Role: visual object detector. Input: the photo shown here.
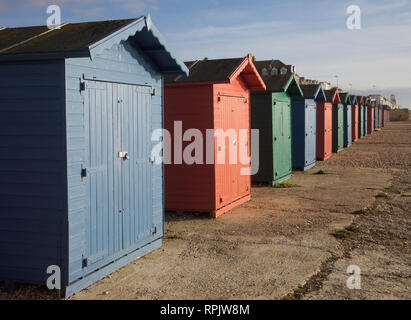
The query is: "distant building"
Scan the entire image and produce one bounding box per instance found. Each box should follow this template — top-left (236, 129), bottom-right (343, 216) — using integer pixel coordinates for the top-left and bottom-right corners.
top-left (253, 58), bottom-right (296, 76)
top-left (390, 94), bottom-right (398, 108)
top-left (368, 94), bottom-right (396, 109)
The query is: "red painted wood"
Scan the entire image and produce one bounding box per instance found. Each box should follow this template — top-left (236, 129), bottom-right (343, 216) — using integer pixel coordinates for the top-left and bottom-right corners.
top-left (316, 102), bottom-right (332, 161)
top-left (352, 105), bottom-right (359, 142)
top-left (164, 57), bottom-right (264, 218)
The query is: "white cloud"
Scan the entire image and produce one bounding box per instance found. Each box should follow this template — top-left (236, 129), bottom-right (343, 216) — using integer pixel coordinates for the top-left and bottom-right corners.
top-left (165, 20), bottom-right (411, 91)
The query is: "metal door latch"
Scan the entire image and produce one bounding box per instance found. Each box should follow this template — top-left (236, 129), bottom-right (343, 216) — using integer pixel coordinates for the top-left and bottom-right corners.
top-left (81, 166), bottom-right (87, 179)
top-left (118, 152), bottom-right (130, 160)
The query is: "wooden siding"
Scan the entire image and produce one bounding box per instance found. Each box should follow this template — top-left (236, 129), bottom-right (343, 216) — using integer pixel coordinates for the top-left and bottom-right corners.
top-left (250, 93), bottom-right (273, 182)
top-left (164, 84), bottom-right (215, 213)
top-left (213, 77), bottom-right (251, 211)
top-left (0, 60), bottom-right (66, 284)
top-left (65, 41), bottom-right (164, 283)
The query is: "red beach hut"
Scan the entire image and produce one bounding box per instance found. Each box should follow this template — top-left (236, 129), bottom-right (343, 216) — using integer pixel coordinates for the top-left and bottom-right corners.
top-left (164, 55), bottom-right (266, 218)
top-left (367, 100), bottom-right (374, 134)
top-left (350, 95), bottom-right (359, 142)
top-left (315, 85), bottom-right (332, 161)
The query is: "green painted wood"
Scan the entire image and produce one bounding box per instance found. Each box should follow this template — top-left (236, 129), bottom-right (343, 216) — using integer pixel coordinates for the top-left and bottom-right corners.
top-left (251, 92), bottom-right (292, 185)
top-left (332, 103), bottom-right (344, 153)
top-left (273, 93), bottom-right (292, 184)
top-left (359, 105), bottom-right (364, 138)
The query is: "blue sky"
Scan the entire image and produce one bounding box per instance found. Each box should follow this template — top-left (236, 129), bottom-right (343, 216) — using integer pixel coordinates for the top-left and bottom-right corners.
top-left (1, 0), bottom-right (410, 106)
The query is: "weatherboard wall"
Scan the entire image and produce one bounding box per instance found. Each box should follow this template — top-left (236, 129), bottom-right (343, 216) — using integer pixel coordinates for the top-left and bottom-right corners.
top-left (352, 105), bottom-right (359, 142)
top-left (251, 91), bottom-right (292, 184)
top-left (0, 60), bottom-right (67, 286)
top-left (332, 103), bottom-right (344, 152)
top-left (316, 102), bottom-right (332, 161)
top-left (65, 40), bottom-right (164, 285)
top-left (291, 98), bottom-right (316, 170)
top-left (343, 104), bottom-right (352, 147)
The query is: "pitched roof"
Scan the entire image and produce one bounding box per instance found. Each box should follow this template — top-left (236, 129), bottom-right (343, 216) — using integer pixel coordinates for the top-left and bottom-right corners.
top-left (0, 19), bottom-right (137, 54)
top-left (253, 59), bottom-right (293, 74)
top-left (300, 83), bottom-right (325, 100)
top-left (356, 96), bottom-right (364, 105)
top-left (0, 17), bottom-right (188, 74)
top-left (165, 57), bottom-right (244, 83)
top-left (259, 74), bottom-right (302, 97)
top-left (165, 55), bottom-right (266, 91)
top-left (350, 95), bottom-right (358, 105)
top-left (339, 92), bottom-right (351, 104)
top-left (324, 87), bottom-right (341, 103)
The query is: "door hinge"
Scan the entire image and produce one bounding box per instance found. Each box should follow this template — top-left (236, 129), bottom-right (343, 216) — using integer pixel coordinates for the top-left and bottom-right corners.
top-left (80, 81), bottom-right (86, 92)
top-left (150, 88), bottom-right (155, 96)
top-left (82, 257), bottom-right (88, 268)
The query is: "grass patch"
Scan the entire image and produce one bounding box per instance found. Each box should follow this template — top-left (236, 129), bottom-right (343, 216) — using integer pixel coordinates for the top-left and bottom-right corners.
top-left (273, 182), bottom-right (301, 189)
top-left (282, 255), bottom-right (339, 300)
top-left (384, 186), bottom-right (400, 194)
top-left (375, 193), bottom-right (389, 199)
top-left (351, 209), bottom-right (369, 216)
top-left (315, 170), bottom-right (326, 175)
top-left (366, 187), bottom-right (378, 190)
top-left (331, 225), bottom-right (360, 240)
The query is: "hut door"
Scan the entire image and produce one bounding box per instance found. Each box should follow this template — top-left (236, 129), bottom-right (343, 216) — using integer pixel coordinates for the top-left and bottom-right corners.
top-left (83, 80), bottom-right (153, 268)
top-left (273, 99), bottom-right (291, 181)
top-left (217, 94), bottom-right (248, 207)
top-left (305, 103), bottom-right (316, 165)
top-left (118, 83), bottom-right (153, 250)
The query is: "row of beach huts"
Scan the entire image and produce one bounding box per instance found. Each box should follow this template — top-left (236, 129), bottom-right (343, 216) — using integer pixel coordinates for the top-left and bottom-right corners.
top-left (0, 17), bottom-right (391, 296)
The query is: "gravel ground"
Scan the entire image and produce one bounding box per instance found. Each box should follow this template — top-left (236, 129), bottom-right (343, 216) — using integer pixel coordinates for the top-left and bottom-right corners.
top-left (0, 120), bottom-right (409, 300)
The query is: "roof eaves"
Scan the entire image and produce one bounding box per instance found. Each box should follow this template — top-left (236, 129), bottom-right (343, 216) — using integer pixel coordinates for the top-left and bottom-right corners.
top-left (88, 17), bottom-right (144, 59)
top-left (229, 55), bottom-right (266, 91)
top-left (88, 16), bottom-right (188, 75)
top-left (285, 74), bottom-right (303, 97)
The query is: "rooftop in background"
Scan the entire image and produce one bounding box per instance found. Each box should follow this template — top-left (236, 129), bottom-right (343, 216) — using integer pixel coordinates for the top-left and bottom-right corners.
top-left (253, 59), bottom-right (296, 76)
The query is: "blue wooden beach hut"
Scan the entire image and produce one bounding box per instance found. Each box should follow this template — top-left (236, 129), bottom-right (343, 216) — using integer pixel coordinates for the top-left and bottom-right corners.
top-left (340, 93), bottom-right (352, 147)
top-left (0, 17), bottom-right (187, 297)
top-left (291, 84), bottom-right (324, 170)
top-left (363, 97), bottom-right (368, 136)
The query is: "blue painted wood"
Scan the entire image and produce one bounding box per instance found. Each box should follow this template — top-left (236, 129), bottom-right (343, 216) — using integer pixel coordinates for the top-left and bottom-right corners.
top-left (64, 238), bottom-right (161, 298)
top-left (343, 105), bottom-right (352, 147)
top-left (65, 39), bottom-right (164, 288)
top-left (0, 59), bottom-right (66, 286)
top-left (291, 98), bottom-right (317, 171)
top-left (0, 23), bottom-right (175, 296)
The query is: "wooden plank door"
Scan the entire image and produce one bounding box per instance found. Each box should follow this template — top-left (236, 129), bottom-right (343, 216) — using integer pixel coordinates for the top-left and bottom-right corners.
top-left (305, 102), bottom-right (316, 166)
top-left (118, 83), bottom-right (153, 250)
